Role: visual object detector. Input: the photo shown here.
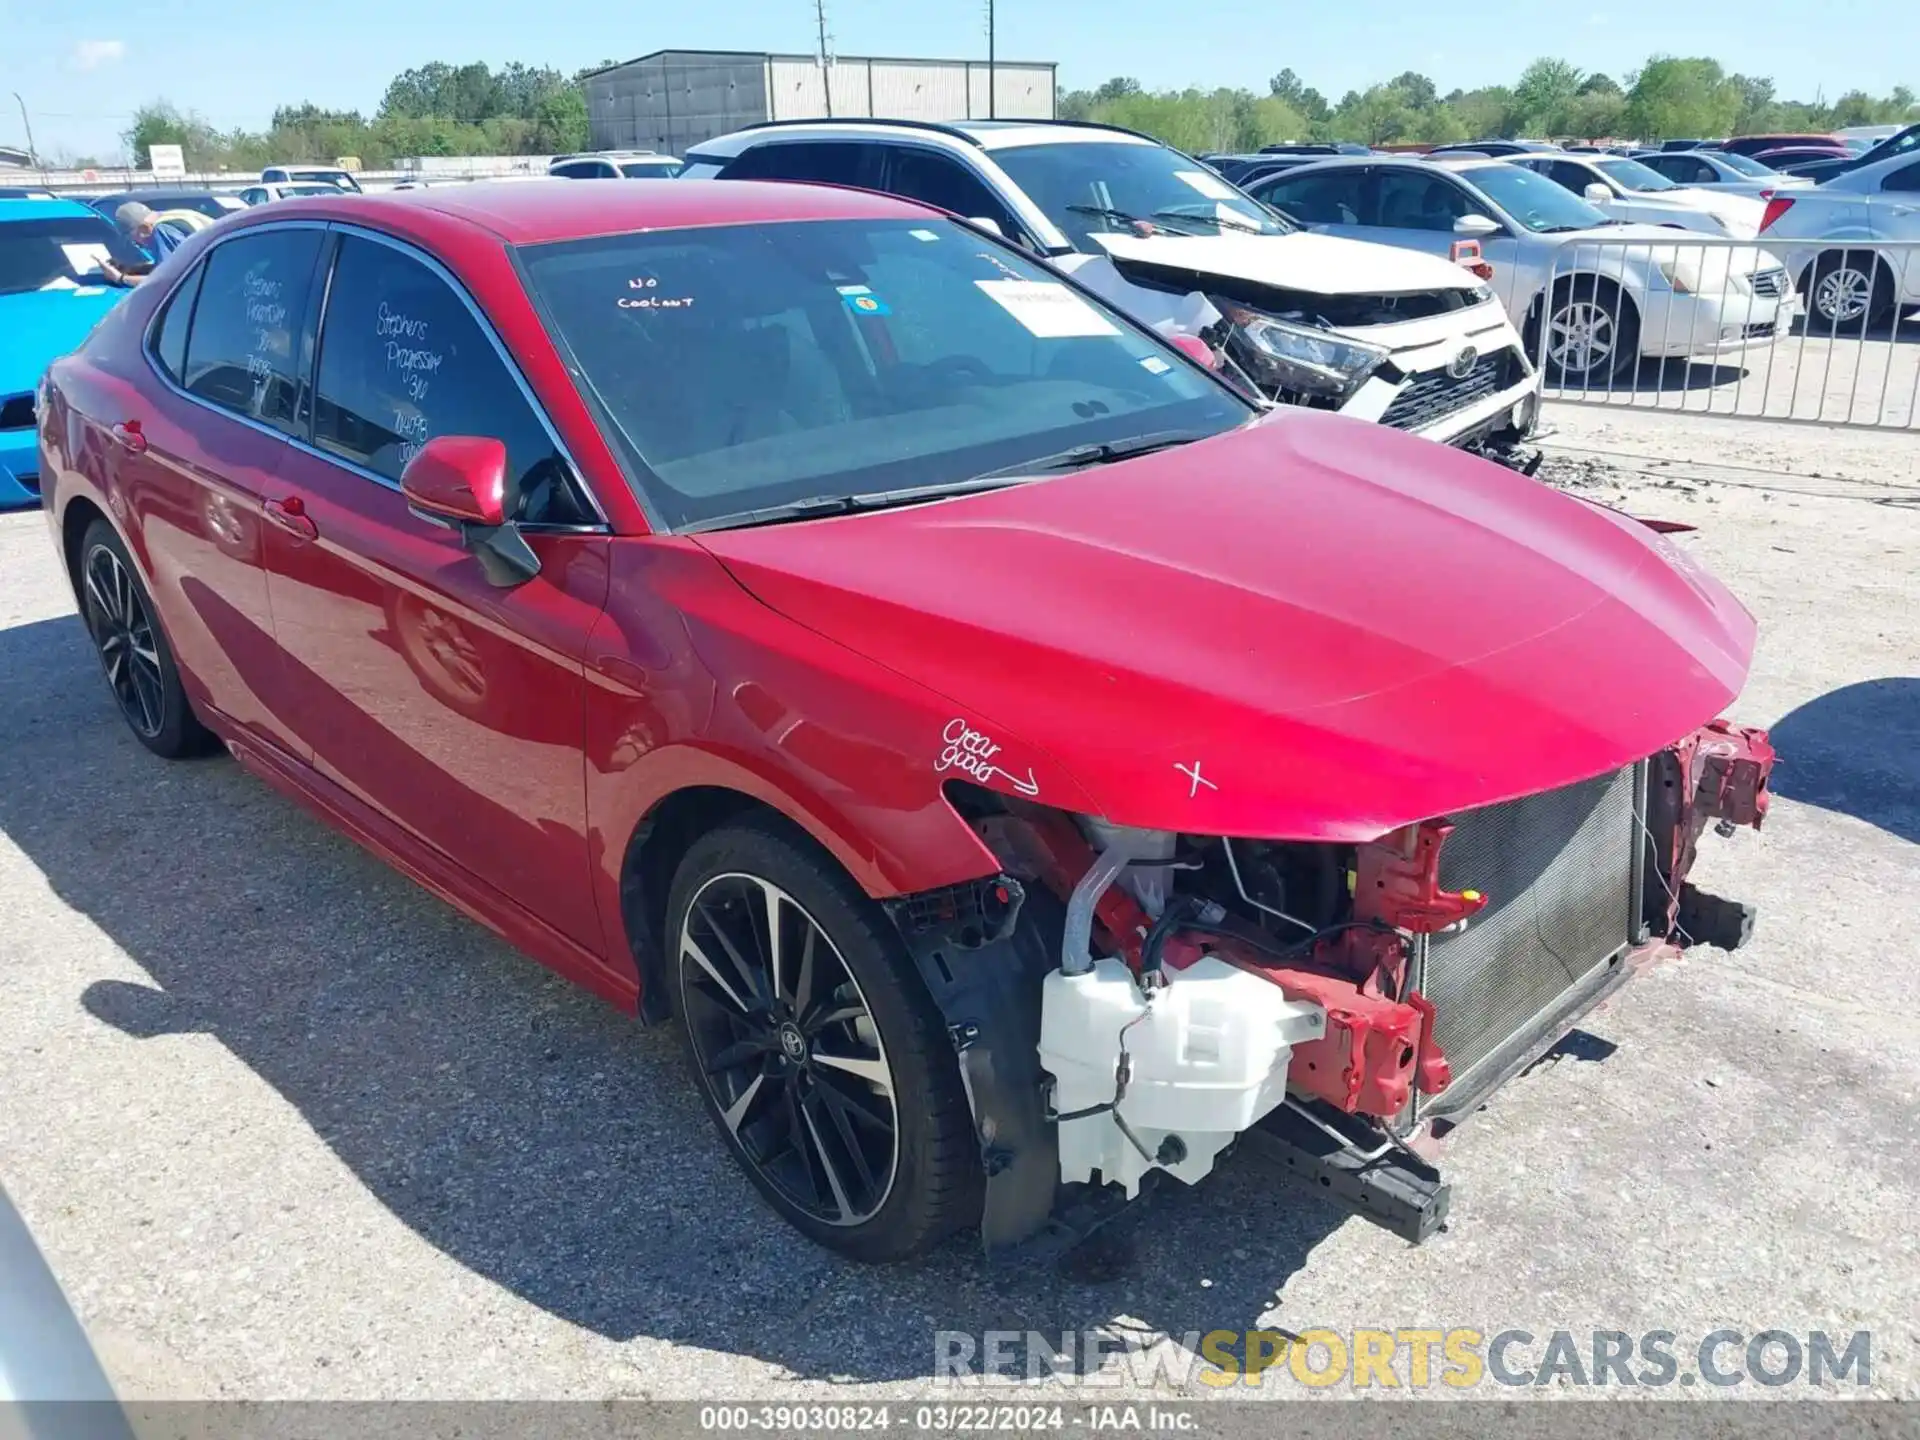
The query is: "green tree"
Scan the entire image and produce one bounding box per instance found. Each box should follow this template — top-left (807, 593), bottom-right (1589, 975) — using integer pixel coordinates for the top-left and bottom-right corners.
top-left (1626, 56), bottom-right (1740, 140)
top-left (1578, 72), bottom-right (1621, 96)
top-left (1512, 58), bottom-right (1584, 134)
top-left (532, 87), bottom-right (589, 153)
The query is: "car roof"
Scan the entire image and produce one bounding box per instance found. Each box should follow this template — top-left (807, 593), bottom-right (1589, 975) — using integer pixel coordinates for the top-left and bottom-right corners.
top-left (265, 178), bottom-right (942, 244)
top-left (698, 119), bottom-right (1158, 157)
top-left (0, 196), bottom-right (103, 223)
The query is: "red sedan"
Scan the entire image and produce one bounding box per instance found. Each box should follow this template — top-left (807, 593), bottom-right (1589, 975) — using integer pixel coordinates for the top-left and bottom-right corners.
top-left (37, 180), bottom-right (1772, 1261)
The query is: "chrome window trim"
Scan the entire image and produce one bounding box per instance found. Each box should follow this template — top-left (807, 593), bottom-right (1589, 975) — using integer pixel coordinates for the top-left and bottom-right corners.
top-left (137, 216), bottom-right (612, 535)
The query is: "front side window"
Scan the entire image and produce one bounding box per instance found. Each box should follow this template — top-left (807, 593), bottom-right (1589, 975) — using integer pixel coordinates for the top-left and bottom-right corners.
top-left (1465, 165), bottom-right (1610, 233)
top-left (990, 141), bottom-right (1291, 248)
top-left (180, 228), bottom-right (324, 433)
top-left (880, 147), bottom-right (1020, 238)
top-left (1372, 170), bottom-right (1480, 230)
top-left (518, 217), bottom-right (1248, 530)
top-left (1258, 170), bottom-right (1365, 226)
top-left (0, 214), bottom-right (146, 295)
top-left (311, 235), bottom-right (587, 524)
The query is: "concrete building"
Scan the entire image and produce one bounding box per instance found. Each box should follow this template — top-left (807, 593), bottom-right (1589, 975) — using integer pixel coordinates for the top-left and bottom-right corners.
top-left (583, 49), bottom-right (1057, 156)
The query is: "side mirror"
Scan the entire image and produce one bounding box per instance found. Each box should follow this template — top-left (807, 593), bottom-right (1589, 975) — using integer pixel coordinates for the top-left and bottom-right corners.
top-left (1583, 182), bottom-right (1613, 204)
top-left (400, 435), bottom-right (540, 588)
top-left (1167, 333), bottom-right (1219, 369)
top-left (1453, 213), bottom-right (1501, 237)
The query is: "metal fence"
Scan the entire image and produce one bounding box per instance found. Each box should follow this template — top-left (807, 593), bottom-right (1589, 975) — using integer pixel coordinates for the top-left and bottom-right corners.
top-left (1531, 235), bottom-right (1920, 430)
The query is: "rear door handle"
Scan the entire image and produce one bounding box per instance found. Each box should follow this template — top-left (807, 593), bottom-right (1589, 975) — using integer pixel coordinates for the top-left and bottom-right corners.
top-left (264, 496), bottom-right (318, 541)
top-left (110, 420), bottom-right (147, 454)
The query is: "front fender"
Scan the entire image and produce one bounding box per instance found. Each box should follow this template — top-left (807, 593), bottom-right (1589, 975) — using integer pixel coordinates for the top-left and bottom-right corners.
top-left (584, 538), bottom-right (1017, 984)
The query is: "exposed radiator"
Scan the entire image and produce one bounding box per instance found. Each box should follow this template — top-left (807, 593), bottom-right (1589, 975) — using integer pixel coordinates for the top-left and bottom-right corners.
top-left (1415, 763), bottom-right (1645, 1116)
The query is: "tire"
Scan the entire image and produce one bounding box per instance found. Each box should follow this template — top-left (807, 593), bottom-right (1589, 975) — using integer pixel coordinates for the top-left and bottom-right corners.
top-left (666, 821), bottom-right (979, 1261)
top-left (1536, 276), bottom-right (1640, 386)
top-left (77, 519), bottom-right (218, 759)
top-left (1805, 251), bottom-right (1893, 330)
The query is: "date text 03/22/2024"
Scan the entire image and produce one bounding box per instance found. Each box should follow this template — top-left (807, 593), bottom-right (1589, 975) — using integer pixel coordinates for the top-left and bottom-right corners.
top-left (698, 1404), bottom-right (1194, 1432)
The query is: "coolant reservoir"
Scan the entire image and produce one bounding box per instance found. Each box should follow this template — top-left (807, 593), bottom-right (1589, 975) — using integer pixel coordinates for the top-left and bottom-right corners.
top-left (1039, 956), bottom-right (1326, 1196)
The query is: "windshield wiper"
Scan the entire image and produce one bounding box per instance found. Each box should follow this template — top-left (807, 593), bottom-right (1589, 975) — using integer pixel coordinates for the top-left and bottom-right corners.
top-left (682, 477), bottom-right (1026, 534)
top-left (1065, 203), bottom-right (1207, 237)
top-left (1151, 206), bottom-right (1265, 235)
top-left (970, 430), bottom-right (1210, 482)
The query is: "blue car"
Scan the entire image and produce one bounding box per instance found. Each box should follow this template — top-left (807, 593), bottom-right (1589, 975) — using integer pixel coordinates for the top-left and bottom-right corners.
top-left (0, 198), bottom-right (143, 506)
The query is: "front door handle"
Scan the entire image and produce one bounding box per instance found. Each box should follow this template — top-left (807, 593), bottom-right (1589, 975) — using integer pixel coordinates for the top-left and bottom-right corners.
top-left (264, 496), bottom-right (318, 541)
top-left (110, 420), bottom-right (147, 454)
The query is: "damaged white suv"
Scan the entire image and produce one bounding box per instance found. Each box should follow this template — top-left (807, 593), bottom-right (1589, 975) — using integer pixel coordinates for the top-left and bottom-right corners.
top-left (683, 119), bottom-right (1544, 464)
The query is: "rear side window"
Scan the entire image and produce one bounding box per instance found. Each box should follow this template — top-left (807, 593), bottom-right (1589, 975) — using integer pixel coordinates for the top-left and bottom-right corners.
top-left (181, 228), bottom-right (325, 434)
top-left (720, 142), bottom-right (880, 188)
top-left (1884, 162), bottom-right (1920, 193)
top-left (310, 235), bottom-right (586, 524)
top-left (150, 262), bottom-right (205, 381)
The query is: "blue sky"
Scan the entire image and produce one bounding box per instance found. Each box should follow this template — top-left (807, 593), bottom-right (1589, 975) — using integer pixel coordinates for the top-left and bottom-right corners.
top-left (3, 0), bottom-right (1911, 160)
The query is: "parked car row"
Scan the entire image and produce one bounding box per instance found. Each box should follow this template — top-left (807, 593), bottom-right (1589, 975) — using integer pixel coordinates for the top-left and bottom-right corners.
top-left (28, 172), bottom-right (1774, 1265)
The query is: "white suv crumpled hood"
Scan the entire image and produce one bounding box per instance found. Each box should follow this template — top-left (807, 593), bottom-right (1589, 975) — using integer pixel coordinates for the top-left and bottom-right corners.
top-left (1089, 229), bottom-right (1482, 298)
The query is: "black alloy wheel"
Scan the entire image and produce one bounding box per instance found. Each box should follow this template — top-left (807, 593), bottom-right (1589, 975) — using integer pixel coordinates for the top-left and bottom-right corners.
top-left (666, 823), bottom-right (979, 1261)
top-left (679, 869), bottom-right (901, 1227)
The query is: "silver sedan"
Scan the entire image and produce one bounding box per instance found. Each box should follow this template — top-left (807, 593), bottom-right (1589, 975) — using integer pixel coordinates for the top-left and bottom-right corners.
top-left (1630, 148), bottom-right (1816, 200)
top-left (1751, 149), bottom-right (1920, 327)
top-left (1248, 156), bottom-right (1791, 385)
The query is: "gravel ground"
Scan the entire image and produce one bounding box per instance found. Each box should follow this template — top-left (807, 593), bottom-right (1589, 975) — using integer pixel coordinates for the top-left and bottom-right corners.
top-left (1, 404), bottom-right (1917, 1403)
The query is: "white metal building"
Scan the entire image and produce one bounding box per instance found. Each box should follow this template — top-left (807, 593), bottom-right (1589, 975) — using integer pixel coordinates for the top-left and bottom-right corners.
top-left (583, 49), bottom-right (1057, 156)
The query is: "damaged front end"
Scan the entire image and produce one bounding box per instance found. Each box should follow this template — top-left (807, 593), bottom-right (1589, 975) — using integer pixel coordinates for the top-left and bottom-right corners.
top-left (889, 720), bottom-right (1774, 1256)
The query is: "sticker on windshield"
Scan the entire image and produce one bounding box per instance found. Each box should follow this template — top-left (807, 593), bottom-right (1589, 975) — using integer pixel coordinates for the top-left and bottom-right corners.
top-left (1175, 169), bottom-right (1239, 201)
top-left (60, 242), bottom-right (112, 276)
top-left (974, 280), bottom-right (1119, 338)
top-left (1139, 355), bottom-right (1173, 375)
top-left (909, 228), bottom-right (941, 242)
top-left (837, 284), bottom-right (890, 316)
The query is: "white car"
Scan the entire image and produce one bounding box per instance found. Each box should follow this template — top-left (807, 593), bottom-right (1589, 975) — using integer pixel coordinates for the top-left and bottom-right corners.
top-left (1755, 150), bottom-right (1920, 327)
top-left (260, 164), bottom-right (362, 193)
top-left (683, 120), bottom-right (1542, 461)
top-left (238, 182), bottom-right (349, 205)
top-left (1629, 149), bottom-right (1814, 201)
top-left (1508, 154), bottom-right (1766, 238)
top-left (1252, 157), bottom-right (1791, 384)
top-left (549, 150), bottom-right (684, 179)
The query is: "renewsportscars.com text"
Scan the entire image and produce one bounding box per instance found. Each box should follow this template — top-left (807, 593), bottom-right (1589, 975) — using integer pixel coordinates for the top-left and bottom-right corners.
top-left (935, 1328), bottom-right (1872, 1390)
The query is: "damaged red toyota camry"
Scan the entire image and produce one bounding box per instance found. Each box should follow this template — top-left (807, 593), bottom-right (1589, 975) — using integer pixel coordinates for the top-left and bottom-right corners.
top-left (37, 180), bottom-right (1774, 1261)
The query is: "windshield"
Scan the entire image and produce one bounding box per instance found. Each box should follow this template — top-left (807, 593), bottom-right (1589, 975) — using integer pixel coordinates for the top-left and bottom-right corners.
top-left (1714, 151), bottom-right (1774, 177)
top-left (1595, 158), bottom-right (1679, 192)
top-left (990, 140), bottom-right (1293, 247)
top-left (1866, 126), bottom-right (1919, 162)
top-left (0, 215), bottom-right (146, 296)
top-left (518, 217), bottom-right (1248, 530)
top-left (1465, 164), bottom-right (1610, 233)
top-left (619, 159), bottom-right (683, 178)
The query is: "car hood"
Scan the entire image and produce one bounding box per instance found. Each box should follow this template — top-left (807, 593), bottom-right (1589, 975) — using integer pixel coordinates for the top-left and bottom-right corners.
top-left (1089, 229), bottom-right (1482, 299)
top-left (0, 286), bottom-right (123, 397)
top-left (696, 411), bottom-right (1757, 841)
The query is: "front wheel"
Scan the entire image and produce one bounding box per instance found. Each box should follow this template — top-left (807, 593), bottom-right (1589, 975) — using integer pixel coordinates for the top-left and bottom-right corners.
top-left (667, 822), bottom-right (980, 1261)
top-left (1536, 278), bottom-right (1640, 386)
top-left (78, 519), bottom-right (216, 758)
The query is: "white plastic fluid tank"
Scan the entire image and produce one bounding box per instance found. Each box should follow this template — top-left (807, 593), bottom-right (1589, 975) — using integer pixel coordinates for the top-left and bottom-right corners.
top-left (1039, 956), bottom-right (1326, 1196)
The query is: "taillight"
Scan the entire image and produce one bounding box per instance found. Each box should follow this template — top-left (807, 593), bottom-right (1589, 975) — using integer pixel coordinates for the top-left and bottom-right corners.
top-left (1760, 195), bottom-right (1795, 232)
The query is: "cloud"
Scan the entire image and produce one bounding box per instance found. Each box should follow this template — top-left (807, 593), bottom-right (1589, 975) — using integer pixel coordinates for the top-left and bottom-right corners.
top-left (72, 39), bottom-right (127, 71)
